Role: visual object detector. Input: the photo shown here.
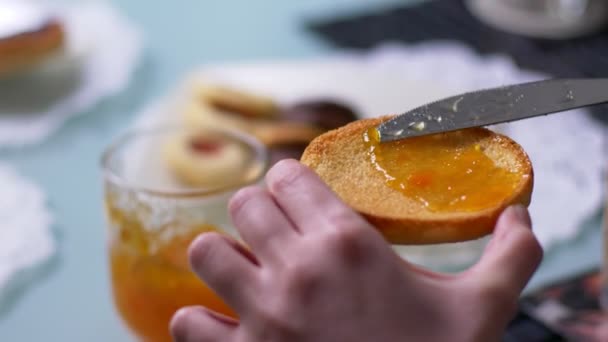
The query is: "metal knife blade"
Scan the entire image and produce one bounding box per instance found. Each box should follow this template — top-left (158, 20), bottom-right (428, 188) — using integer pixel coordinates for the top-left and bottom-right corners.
top-left (377, 78), bottom-right (608, 142)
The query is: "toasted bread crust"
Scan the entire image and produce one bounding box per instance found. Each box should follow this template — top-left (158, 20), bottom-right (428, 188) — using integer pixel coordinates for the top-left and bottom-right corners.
top-left (0, 20), bottom-right (65, 75)
top-left (301, 116), bottom-right (533, 245)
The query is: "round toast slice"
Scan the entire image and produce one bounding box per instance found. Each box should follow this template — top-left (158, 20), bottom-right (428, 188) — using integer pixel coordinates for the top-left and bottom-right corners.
top-left (300, 116), bottom-right (533, 245)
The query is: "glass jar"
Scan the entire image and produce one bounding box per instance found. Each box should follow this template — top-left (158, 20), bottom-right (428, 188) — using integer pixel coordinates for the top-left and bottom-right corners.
top-left (101, 126), bottom-right (267, 341)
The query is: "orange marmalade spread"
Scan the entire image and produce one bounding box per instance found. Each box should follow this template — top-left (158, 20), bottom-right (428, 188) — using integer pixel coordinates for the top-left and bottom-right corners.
top-left (105, 200), bottom-right (235, 342)
top-left (363, 128), bottom-right (523, 213)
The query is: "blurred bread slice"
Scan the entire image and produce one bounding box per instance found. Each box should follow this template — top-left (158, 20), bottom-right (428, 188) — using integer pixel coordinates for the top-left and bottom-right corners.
top-left (301, 117), bottom-right (533, 245)
top-left (0, 6), bottom-right (65, 77)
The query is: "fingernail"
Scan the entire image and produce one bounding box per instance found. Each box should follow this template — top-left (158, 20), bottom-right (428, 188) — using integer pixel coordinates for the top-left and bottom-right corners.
top-left (509, 205), bottom-right (532, 229)
top-left (206, 309), bottom-right (238, 326)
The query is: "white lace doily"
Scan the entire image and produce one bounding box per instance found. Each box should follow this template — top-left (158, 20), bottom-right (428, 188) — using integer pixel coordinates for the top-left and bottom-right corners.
top-left (133, 42), bottom-right (607, 264)
top-left (0, 1), bottom-right (142, 147)
top-left (0, 162), bottom-right (54, 295)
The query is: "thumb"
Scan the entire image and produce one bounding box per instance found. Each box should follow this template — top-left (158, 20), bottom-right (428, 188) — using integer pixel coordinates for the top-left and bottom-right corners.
top-left (470, 205), bottom-right (543, 298)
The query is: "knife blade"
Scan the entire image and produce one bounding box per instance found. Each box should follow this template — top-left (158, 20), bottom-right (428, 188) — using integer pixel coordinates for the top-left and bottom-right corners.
top-left (377, 78), bottom-right (608, 142)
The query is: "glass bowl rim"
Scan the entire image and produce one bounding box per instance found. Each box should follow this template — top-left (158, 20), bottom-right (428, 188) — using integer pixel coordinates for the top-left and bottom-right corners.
top-left (100, 125), bottom-right (269, 198)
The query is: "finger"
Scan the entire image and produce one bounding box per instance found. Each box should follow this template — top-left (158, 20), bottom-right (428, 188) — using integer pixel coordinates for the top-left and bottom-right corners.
top-left (229, 185), bottom-right (299, 264)
top-left (405, 262), bottom-right (456, 281)
top-left (170, 306), bottom-right (236, 342)
top-left (266, 159), bottom-right (368, 234)
top-left (189, 232), bottom-right (259, 313)
top-left (469, 205), bottom-right (543, 305)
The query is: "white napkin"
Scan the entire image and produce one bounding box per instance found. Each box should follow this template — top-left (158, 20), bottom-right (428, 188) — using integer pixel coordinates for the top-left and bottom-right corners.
top-left (0, 1), bottom-right (142, 147)
top-left (499, 111), bottom-right (606, 247)
top-left (0, 162), bottom-right (54, 295)
top-left (133, 42), bottom-right (607, 269)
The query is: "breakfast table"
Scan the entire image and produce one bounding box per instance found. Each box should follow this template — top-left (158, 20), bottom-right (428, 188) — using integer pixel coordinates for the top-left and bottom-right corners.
top-left (0, 0), bottom-right (604, 341)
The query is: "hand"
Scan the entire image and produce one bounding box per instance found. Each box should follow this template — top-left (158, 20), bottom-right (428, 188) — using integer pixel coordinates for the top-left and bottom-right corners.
top-left (170, 159), bottom-right (543, 342)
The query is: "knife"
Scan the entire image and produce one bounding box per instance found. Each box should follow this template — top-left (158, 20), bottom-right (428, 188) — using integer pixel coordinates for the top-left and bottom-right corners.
top-left (377, 78), bottom-right (608, 142)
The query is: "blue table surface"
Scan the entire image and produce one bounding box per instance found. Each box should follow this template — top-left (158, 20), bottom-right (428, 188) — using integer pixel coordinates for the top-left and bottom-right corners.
top-left (0, 1), bottom-right (603, 340)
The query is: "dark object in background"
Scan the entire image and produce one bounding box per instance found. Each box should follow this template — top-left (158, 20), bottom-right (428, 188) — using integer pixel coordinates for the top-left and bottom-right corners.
top-left (269, 100), bottom-right (359, 166)
top-left (307, 0), bottom-right (608, 125)
top-left (519, 269), bottom-right (608, 342)
top-left (503, 310), bottom-right (567, 342)
top-left (282, 100), bottom-right (359, 130)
